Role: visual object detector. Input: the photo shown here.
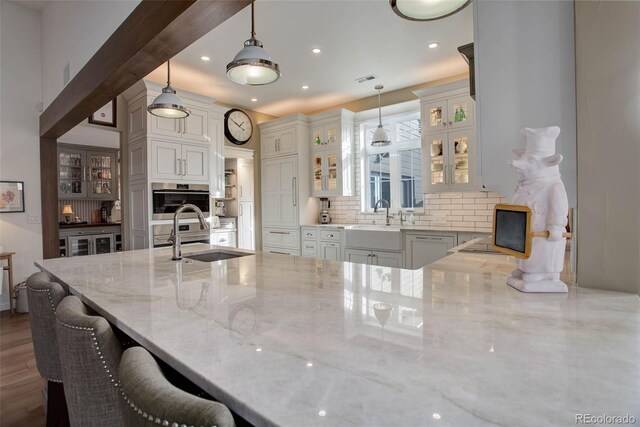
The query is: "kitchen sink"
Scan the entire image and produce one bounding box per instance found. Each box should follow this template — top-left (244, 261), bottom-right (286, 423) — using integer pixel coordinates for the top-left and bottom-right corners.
top-left (185, 250), bottom-right (251, 263)
top-left (345, 227), bottom-right (403, 251)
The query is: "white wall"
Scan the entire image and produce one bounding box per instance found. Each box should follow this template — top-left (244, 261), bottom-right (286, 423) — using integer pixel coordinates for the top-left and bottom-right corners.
top-left (0, 1), bottom-right (43, 310)
top-left (40, 0), bottom-right (139, 109)
top-left (575, 0), bottom-right (640, 295)
top-left (474, 0), bottom-right (577, 207)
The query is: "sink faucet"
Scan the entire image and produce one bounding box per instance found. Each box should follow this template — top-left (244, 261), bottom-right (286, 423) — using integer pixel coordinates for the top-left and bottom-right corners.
top-left (169, 204), bottom-right (209, 261)
top-left (373, 199), bottom-right (392, 226)
top-left (398, 210), bottom-right (404, 226)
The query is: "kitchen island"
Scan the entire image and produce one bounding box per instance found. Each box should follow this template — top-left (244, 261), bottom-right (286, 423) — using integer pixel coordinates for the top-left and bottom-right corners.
top-left (36, 245), bottom-right (639, 426)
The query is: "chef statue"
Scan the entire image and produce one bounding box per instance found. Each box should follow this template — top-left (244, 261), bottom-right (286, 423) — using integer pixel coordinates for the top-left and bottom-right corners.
top-left (506, 126), bottom-right (569, 293)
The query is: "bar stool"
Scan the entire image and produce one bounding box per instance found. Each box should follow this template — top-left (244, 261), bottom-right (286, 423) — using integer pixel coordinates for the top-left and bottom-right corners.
top-left (26, 271), bottom-right (69, 427)
top-left (118, 346), bottom-right (235, 427)
top-left (55, 295), bottom-right (125, 426)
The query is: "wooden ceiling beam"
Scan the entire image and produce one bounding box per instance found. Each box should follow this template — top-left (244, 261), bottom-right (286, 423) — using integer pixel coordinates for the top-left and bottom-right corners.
top-left (40, 0), bottom-right (252, 139)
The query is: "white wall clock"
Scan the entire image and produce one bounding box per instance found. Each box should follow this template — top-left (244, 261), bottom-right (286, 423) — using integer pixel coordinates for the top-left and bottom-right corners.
top-left (224, 108), bottom-right (253, 145)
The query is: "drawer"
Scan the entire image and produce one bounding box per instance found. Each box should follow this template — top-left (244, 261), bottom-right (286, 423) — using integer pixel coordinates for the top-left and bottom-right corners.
top-left (302, 239), bottom-right (318, 257)
top-left (263, 228), bottom-right (300, 249)
top-left (319, 229), bottom-right (341, 242)
top-left (264, 246), bottom-right (300, 256)
top-left (301, 228), bottom-right (318, 239)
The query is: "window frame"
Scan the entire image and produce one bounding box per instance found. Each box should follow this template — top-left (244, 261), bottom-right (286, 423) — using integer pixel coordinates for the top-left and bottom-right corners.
top-left (359, 111), bottom-right (424, 213)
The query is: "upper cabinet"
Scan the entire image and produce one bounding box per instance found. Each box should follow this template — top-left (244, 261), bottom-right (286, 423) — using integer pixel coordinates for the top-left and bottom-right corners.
top-left (58, 144), bottom-right (118, 200)
top-left (149, 105), bottom-right (209, 143)
top-left (261, 126), bottom-right (297, 158)
top-left (415, 81), bottom-right (478, 193)
top-left (309, 109), bottom-right (355, 197)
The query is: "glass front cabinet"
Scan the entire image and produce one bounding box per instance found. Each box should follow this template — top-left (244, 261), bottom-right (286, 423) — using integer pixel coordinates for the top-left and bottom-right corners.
top-left (417, 82), bottom-right (477, 192)
top-left (58, 144), bottom-right (118, 200)
top-left (309, 109), bottom-right (355, 197)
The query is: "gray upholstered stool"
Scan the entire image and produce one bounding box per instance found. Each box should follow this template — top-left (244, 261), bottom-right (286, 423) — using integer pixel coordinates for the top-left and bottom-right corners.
top-left (118, 346), bottom-right (235, 427)
top-left (26, 271), bottom-right (69, 427)
top-left (55, 295), bottom-right (125, 427)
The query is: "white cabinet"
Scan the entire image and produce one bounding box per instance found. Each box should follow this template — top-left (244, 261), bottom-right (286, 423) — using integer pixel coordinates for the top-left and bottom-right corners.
top-left (344, 248), bottom-right (404, 268)
top-left (150, 105), bottom-right (209, 143)
top-left (237, 158), bottom-right (254, 202)
top-left (320, 241), bottom-right (341, 261)
top-left (300, 227), bottom-right (343, 260)
top-left (262, 156), bottom-right (298, 228)
top-left (238, 201), bottom-right (254, 250)
top-left (415, 81), bottom-right (478, 193)
top-left (261, 126), bottom-right (296, 158)
top-left (209, 118), bottom-right (225, 198)
top-left (309, 109), bottom-right (355, 197)
top-left (405, 233), bottom-right (456, 269)
top-left (150, 140), bottom-right (208, 182)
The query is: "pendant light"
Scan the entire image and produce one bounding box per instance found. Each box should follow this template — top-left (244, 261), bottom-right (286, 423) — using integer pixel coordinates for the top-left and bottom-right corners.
top-left (147, 60), bottom-right (190, 118)
top-left (226, 3), bottom-right (280, 86)
top-left (390, 0), bottom-right (471, 22)
top-left (371, 85), bottom-right (391, 147)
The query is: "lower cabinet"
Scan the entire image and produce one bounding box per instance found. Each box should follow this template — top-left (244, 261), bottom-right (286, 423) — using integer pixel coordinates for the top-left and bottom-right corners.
top-left (300, 227), bottom-right (343, 260)
top-left (320, 241), bottom-right (341, 261)
top-left (344, 248), bottom-right (404, 268)
top-left (405, 234), bottom-right (456, 269)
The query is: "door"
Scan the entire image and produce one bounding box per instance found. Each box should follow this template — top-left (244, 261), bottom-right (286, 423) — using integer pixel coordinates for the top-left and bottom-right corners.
top-left (345, 248), bottom-right (371, 265)
top-left (448, 130), bottom-right (474, 189)
top-left (150, 114), bottom-right (181, 139)
top-left (422, 133), bottom-right (449, 192)
top-left (325, 150), bottom-right (339, 194)
top-left (276, 127), bottom-right (297, 155)
top-left (181, 106), bottom-right (208, 143)
top-left (86, 151), bottom-right (117, 200)
top-left (58, 148), bottom-right (86, 198)
top-left (312, 126), bottom-right (324, 147)
top-left (371, 251), bottom-right (404, 268)
top-left (151, 140), bottom-right (181, 180)
top-left (92, 234), bottom-right (115, 255)
top-left (238, 201), bottom-right (254, 250)
top-left (323, 122), bottom-right (339, 147)
top-left (423, 100), bottom-right (448, 134)
top-left (278, 156), bottom-right (298, 226)
top-left (261, 131), bottom-right (278, 158)
top-left (262, 156), bottom-right (298, 228)
top-left (311, 153), bottom-right (324, 196)
top-left (182, 144), bottom-right (209, 182)
top-left (261, 157), bottom-right (282, 227)
top-left (320, 242), bottom-right (341, 261)
top-left (406, 234), bottom-right (455, 269)
top-left (237, 159), bottom-right (254, 202)
top-left (447, 95), bottom-right (475, 129)
top-left (68, 236), bottom-right (92, 257)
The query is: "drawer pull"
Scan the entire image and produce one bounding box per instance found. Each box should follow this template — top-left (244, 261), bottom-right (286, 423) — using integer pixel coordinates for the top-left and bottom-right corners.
top-left (270, 251), bottom-right (289, 255)
top-left (416, 236), bottom-right (443, 241)
top-left (327, 234), bottom-right (334, 237)
top-left (306, 233), bottom-right (313, 236)
top-left (270, 231), bottom-right (290, 235)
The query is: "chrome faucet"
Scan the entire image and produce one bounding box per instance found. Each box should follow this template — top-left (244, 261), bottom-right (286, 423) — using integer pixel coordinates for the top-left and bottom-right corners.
top-left (398, 210), bottom-right (404, 226)
top-left (169, 204), bottom-right (209, 261)
top-left (373, 199), bottom-right (392, 226)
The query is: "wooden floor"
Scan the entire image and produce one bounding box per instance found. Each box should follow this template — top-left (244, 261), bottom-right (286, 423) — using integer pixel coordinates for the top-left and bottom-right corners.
top-left (0, 311), bottom-right (45, 426)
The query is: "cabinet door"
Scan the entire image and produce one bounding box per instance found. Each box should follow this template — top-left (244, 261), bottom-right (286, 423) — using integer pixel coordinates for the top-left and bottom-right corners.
top-left (261, 157), bottom-right (282, 227)
top-left (422, 133), bottom-right (450, 192)
top-left (68, 236), bottom-right (92, 257)
top-left (92, 234), bottom-right (114, 254)
top-left (302, 239), bottom-right (318, 258)
top-left (277, 127), bottom-right (297, 155)
top-left (447, 95), bottom-right (475, 130)
top-left (449, 131), bottom-right (474, 189)
top-left (238, 201), bottom-right (254, 250)
top-left (58, 148), bottom-right (86, 198)
top-left (423, 100), bottom-right (448, 134)
top-left (311, 126), bottom-right (324, 148)
top-left (320, 242), bottom-right (341, 261)
top-left (311, 153), bottom-right (324, 196)
top-left (345, 248), bottom-right (371, 265)
top-left (406, 234), bottom-right (455, 269)
top-left (209, 118), bottom-right (225, 198)
top-left (325, 150), bottom-right (339, 194)
top-left (371, 251), bottom-right (403, 268)
top-left (150, 115), bottom-right (180, 139)
top-left (237, 159), bottom-right (254, 201)
top-left (182, 106), bottom-right (209, 143)
top-left (278, 156), bottom-right (298, 226)
top-left (182, 144), bottom-right (209, 182)
top-left (151, 140), bottom-right (181, 181)
top-left (86, 151), bottom-right (117, 200)
top-left (324, 122), bottom-right (339, 147)
top-left (261, 131), bottom-right (279, 158)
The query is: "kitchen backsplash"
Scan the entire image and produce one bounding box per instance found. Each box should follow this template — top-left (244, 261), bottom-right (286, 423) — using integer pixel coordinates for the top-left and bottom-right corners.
top-left (58, 200), bottom-right (108, 223)
top-left (327, 191), bottom-right (507, 230)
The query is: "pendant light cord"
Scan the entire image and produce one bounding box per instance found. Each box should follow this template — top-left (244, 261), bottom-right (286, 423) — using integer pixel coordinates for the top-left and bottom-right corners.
top-left (251, 2), bottom-right (256, 41)
top-left (167, 60), bottom-right (171, 86)
top-left (378, 89), bottom-right (382, 126)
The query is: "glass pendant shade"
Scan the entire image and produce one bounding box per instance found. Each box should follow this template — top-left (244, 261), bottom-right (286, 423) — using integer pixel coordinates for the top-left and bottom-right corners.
top-left (390, 0), bottom-right (471, 21)
top-left (148, 60), bottom-right (190, 119)
top-left (227, 3), bottom-right (280, 86)
top-left (371, 85), bottom-right (391, 147)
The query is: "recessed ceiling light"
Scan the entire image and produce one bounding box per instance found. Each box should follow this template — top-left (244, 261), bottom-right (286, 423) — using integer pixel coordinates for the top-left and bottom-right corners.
top-left (301, 85), bottom-right (309, 90)
top-left (200, 55), bottom-right (211, 61)
top-left (318, 410), bottom-right (327, 417)
top-left (311, 48), bottom-right (322, 54)
top-left (433, 413), bottom-right (441, 420)
top-left (251, 98), bottom-right (258, 102)
top-left (428, 42), bottom-right (439, 49)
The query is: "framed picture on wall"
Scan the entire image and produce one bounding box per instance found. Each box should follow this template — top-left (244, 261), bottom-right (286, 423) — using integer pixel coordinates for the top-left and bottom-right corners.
top-left (88, 99), bottom-right (117, 127)
top-left (0, 181), bottom-right (25, 213)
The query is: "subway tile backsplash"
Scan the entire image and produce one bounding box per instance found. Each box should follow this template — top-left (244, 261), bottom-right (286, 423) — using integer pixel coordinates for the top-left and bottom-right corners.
top-left (327, 191), bottom-right (508, 231)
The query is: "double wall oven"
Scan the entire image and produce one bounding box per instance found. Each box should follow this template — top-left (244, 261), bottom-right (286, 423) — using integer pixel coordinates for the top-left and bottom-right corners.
top-left (151, 183), bottom-right (211, 248)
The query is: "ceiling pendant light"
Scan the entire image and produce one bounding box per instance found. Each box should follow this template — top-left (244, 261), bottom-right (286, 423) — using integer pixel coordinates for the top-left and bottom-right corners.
top-left (226, 3), bottom-right (280, 86)
top-left (390, 0), bottom-right (471, 22)
top-left (371, 85), bottom-right (391, 147)
top-left (147, 60), bottom-right (190, 118)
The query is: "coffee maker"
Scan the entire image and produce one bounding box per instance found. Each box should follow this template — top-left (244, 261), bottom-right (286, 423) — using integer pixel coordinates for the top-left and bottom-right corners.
top-left (214, 200), bottom-right (226, 217)
top-left (319, 198), bottom-right (331, 224)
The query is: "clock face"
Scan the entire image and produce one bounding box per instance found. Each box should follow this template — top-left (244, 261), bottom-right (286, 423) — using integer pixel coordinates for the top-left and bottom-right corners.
top-left (224, 109), bottom-right (253, 145)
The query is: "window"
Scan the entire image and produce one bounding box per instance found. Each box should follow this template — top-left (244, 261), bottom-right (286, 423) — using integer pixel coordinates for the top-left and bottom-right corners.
top-left (361, 112), bottom-right (423, 211)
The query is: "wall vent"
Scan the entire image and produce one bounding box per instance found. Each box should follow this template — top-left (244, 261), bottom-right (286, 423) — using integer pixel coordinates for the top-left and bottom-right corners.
top-left (355, 74), bottom-right (377, 83)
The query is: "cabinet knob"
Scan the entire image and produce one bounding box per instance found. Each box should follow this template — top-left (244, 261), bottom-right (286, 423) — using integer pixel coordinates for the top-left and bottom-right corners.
top-left (442, 123), bottom-right (447, 127)
top-left (448, 121), bottom-right (453, 125)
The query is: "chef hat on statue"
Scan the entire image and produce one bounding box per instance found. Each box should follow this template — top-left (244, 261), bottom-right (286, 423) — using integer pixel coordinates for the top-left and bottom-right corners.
top-left (519, 126), bottom-right (561, 157)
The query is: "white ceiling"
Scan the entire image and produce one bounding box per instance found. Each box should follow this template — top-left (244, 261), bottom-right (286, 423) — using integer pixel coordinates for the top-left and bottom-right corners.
top-left (11, 0), bottom-right (49, 12)
top-left (145, 0), bottom-right (473, 117)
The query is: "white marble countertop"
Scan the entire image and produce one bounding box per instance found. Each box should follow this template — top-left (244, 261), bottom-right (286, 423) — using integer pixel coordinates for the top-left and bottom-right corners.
top-left (36, 245), bottom-right (639, 426)
top-left (303, 223), bottom-right (492, 233)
